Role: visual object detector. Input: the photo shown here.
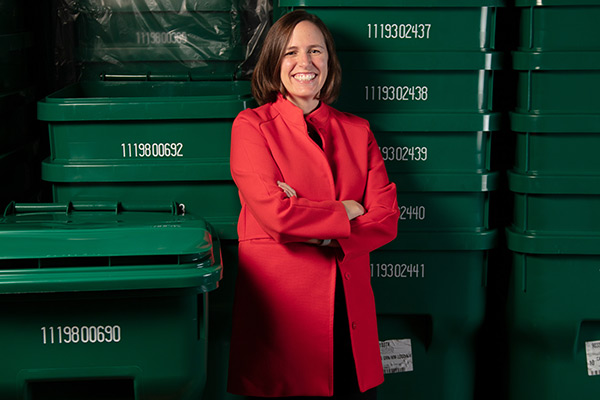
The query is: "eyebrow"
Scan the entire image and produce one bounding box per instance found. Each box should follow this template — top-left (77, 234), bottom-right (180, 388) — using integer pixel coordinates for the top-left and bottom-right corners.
top-left (285, 44), bottom-right (326, 50)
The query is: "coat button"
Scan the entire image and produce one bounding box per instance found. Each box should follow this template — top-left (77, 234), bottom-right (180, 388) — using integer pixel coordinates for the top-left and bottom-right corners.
top-left (352, 321), bottom-right (357, 330)
top-left (344, 272), bottom-right (351, 280)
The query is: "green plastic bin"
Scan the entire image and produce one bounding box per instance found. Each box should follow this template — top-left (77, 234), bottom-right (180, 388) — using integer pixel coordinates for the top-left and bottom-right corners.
top-left (277, 0), bottom-right (505, 52)
top-left (372, 229), bottom-right (496, 400)
top-left (37, 80), bottom-right (254, 240)
top-left (73, 0), bottom-right (244, 79)
top-left (508, 170), bottom-right (600, 235)
top-left (506, 228), bottom-right (600, 400)
top-left (0, 202), bottom-right (222, 400)
top-left (513, 51), bottom-right (600, 114)
top-left (334, 51), bottom-right (502, 114)
top-left (516, 0), bottom-right (600, 52)
top-left (367, 113), bottom-right (500, 175)
top-left (511, 112), bottom-right (600, 176)
top-left (390, 171), bottom-right (498, 231)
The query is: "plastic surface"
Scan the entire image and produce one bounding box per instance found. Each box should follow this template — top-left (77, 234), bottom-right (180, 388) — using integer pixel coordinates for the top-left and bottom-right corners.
top-left (510, 113), bottom-right (600, 177)
top-left (334, 51), bottom-right (502, 114)
top-left (368, 113), bottom-right (500, 175)
top-left (277, 6), bottom-right (501, 51)
top-left (517, 4), bottom-right (600, 51)
top-left (371, 230), bottom-right (493, 400)
top-left (513, 51), bottom-right (600, 114)
top-left (389, 172), bottom-right (497, 232)
top-left (0, 202), bottom-right (222, 400)
top-left (507, 246), bottom-right (600, 400)
top-left (57, 0), bottom-right (272, 79)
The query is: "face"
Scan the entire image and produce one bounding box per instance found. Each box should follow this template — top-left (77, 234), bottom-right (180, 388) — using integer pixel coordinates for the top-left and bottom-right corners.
top-left (280, 20), bottom-right (328, 114)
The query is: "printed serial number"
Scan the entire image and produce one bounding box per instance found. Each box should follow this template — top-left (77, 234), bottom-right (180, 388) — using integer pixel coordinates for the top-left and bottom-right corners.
top-left (371, 263), bottom-right (426, 278)
top-left (136, 31), bottom-right (188, 45)
top-left (380, 146), bottom-right (428, 162)
top-left (41, 325), bottom-right (121, 345)
top-left (121, 143), bottom-right (184, 158)
top-left (367, 23), bottom-right (431, 40)
top-left (399, 205), bottom-right (426, 220)
top-left (365, 86), bottom-right (428, 102)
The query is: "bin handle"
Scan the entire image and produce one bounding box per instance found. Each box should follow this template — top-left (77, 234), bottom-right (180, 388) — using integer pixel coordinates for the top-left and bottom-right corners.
top-left (4, 201), bottom-right (184, 216)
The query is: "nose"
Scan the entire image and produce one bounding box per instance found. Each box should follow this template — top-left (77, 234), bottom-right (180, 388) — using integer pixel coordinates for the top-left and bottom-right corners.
top-left (298, 51), bottom-right (311, 67)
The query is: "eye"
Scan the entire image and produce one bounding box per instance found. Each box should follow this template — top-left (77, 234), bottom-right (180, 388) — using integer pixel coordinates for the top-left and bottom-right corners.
top-left (310, 49), bottom-right (322, 54)
top-left (284, 50), bottom-right (296, 56)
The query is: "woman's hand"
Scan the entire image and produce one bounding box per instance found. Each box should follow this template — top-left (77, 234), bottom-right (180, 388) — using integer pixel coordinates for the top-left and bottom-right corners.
top-left (342, 200), bottom-right (365, 221)
top-left (277, 181), bottom-right (297, 198)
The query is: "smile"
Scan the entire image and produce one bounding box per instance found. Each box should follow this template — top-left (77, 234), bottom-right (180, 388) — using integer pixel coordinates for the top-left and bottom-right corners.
top-left (293, 73), bottom-right (317, 82)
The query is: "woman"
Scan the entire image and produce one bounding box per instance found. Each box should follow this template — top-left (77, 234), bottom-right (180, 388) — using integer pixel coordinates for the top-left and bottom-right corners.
top-left (228, 10), bottom-right (399, 399)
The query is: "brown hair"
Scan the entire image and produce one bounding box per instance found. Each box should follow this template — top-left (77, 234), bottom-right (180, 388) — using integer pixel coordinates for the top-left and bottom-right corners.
top-left (251, 10), bottom-right (342, 106)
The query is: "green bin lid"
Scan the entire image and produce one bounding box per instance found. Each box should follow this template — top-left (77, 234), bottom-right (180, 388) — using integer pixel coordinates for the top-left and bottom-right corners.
top-left (383, 229), bottom-right (498, 251)
top-left (37, 80), bottom-right (254, 122)
top-left (363, 112), bottom-right (502, 132)
top-left (392, 171), bottom-right (498, 192)
top-left (506, 226), bottom-right (600, 254)
top-left (339, 51), bottom-right (503, 71)
top-left (512, 50), bottom-right (600, 70)
top-left (280, 0), bottom-right (506, 7)
top-left (0, 202), bottom-right (222, 294)
top-left (507, 170), bottom-right (600, 194)
top-left (515, 0), bottom-right (600, 5)
top-left (510, 112), bottom-right (600, 133)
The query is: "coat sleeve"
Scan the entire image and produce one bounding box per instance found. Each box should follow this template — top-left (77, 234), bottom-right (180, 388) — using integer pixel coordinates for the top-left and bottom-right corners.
top-left (336, 127), bottom-right (400, 262)
top-left (230, 110), bottom-right (351, 243)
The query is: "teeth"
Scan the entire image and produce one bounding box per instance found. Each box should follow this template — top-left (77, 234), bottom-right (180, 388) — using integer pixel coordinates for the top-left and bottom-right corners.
top-left (294, 73), bottom-right (316, 82)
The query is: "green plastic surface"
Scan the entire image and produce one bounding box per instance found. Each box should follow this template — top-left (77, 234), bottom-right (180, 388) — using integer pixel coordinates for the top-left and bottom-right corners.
top-left (513, 52), bottom-right (600, 114)
top-left (335, 51), bottom-right (501, 114)
top-left (280, 0), bottom-right (506, 6)
top-left (372, 238), bottom-right (489, 400)
top-left (511, 114), bottom-right (600, 177)
top-left (277, 6), bottom-right (500, 51)
top-left (384, 171), bottom-right (496, 232)
top-left (38, 80), bottom-right (253, 121)
top-left (507, 249), bottom-right (600, 399)
top-left (517, 4), bottom-right (600, 51)
top-left (369, 113), bottom-right (499, 175)
top-left (0, 202), bottom-right (222, 293)
top-left (1, 289), bottom-right (211, 400)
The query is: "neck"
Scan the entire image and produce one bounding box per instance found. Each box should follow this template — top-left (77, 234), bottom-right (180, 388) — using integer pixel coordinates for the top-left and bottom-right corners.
top-left (286, 95), bottom-right (320, 115)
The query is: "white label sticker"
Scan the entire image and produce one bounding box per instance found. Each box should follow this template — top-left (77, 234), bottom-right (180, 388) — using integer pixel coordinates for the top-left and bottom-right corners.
top-left (380, 339), bottom-right (413, 374)
top-left (585, 340), bottom-right (600, 376)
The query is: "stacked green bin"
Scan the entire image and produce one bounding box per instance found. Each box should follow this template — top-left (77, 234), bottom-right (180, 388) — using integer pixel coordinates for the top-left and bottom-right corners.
top-left (275, 2), bottom-right (504, 399)
top-left (39, 80), bottom-right (254, 240)
top-left (0, 201), bottom-right (222, 400)
top-left (507, 1), bottom-right (600, 398)
top-left (70, 0), bottom-right (245, 80)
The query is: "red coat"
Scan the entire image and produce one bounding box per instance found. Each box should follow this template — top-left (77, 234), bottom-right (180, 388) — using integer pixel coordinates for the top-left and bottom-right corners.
top-left (227, 94), bottom-right (399, 397)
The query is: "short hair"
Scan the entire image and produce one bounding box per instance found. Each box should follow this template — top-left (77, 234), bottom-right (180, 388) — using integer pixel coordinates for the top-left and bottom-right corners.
top-left (251, 10), bottom-right (342, 106)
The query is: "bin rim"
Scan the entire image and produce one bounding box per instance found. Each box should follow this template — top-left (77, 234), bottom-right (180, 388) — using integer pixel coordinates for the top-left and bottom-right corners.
top-left (382, 228), bottom-right (498, 251)
top-left (37, 80), bottom-right (254, 121)
top-left (338, 51), bottom-right (504, 71)
top-left (279, 0), bottom-right (507, 7)
top-left (512, 50), bottom-right (600, 70)
top-left (41, 158), bottom-right (233, 182)
top-left (507, 170), bottom-right (600, 194)
top-left (360, 112), bottom-right (502, 132)
top-left (510, 112), bottom-right (600, 133)
top-left (392, 171), bottom-right (499, 192)
top-left (506, 226), bottom-right (600, 254)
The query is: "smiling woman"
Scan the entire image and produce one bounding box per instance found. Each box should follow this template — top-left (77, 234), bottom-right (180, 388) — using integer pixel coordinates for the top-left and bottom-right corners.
top-left (227, 10), bottom-right (399, 400)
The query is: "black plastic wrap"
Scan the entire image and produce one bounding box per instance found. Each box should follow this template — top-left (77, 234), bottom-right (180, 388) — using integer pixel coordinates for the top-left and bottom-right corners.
top-left (54, 0), bottom-right (271, 81)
